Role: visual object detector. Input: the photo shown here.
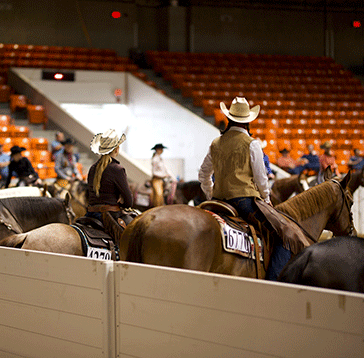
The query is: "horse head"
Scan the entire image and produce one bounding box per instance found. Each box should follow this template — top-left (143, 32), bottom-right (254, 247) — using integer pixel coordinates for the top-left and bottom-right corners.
top-left (325, 171), bottom-right (356, 237)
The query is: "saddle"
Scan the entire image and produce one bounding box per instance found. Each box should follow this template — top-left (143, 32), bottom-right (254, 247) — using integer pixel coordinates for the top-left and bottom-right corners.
top-left (72, 217), bottom-right (119, 261)
top-left (198, 200), bottom-right (264, 279)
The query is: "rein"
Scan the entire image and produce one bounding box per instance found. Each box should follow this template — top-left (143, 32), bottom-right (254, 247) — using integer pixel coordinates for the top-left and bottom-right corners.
top-left (0, 201), bottom-right (23, 234)
top-left (327, 179), bottom-right (355, 236)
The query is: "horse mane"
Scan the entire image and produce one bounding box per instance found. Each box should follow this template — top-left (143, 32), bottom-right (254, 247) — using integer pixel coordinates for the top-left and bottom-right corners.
top-left (0, 196), bottom-right (65, 219)
top-left (276, 181), bottom-right (336, 221)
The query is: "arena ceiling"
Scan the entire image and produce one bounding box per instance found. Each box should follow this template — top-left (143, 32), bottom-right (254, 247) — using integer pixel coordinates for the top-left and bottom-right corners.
top-left (98, 0), bottom-right (364, 12)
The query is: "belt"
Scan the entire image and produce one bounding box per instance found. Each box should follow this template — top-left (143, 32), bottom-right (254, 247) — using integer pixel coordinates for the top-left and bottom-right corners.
top-left (87, 205), bottom-right (121, 213)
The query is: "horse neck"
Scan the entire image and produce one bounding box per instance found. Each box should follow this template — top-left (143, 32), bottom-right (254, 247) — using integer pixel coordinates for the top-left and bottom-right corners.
top-left (276, 183), bottom-right (340, 240)
top-left (348, 172), bottom-right (360, 194)
top-left (274, 177), bottom-right (299, 201)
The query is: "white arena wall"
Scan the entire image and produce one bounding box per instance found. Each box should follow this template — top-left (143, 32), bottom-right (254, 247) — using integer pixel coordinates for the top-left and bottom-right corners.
top-left (8, 68), bottom-right (220, 182)
top-left (0, 247), bottom-right (363, 358)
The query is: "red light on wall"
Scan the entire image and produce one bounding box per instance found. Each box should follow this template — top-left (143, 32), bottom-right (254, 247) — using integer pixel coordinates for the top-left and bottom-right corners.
top-left (112, 11), bottom-right (121, 19)
top-left (353, 20), bottom-right (361, 28)
top-left (54, 73), bottom-right (64, 80)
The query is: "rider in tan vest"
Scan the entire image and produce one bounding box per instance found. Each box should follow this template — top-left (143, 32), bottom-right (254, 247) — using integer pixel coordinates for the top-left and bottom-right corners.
top-left (199, 97), bottom-right (297, 280)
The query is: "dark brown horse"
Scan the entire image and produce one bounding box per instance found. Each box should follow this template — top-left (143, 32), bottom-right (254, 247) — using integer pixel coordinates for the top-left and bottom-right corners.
top-left (0, 195), bottom-right (74, 240)
top-left (174, 180), bottom-right (206, 206)
top-left (0, 175), bottom-right (354, 280)
top-left (270, 172), bottom-right (308, 206)
top-left (278, 236), bottom-right (364, 293)
top-left (47, 180), bottom-right (89, 219)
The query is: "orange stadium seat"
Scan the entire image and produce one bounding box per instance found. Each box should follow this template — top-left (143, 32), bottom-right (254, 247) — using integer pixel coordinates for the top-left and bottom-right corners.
top-left (9, 94), bottom-right (27, 112)
top-left (0, 137), bottom-right (12, 152)
top-left (27, 105), bottom-right (47, 127)
top-left (12, 137), bottom-right (31, 151)
top-left (0, 115), bottom-right (11, 126)
top-left (33, 150), bottom-right (51, 163)
top-left (31, 137), bottom-right (49, 151)
top-left (0, 85), bottom-right (11, 102)
top-left (11, 125), bottom-right (30, 137)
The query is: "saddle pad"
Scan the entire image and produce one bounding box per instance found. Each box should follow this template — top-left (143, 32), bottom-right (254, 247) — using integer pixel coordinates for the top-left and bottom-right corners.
top-left (205, 210), bottom-right (263, 261)
top-left (72, 224), bottom-right (113, 261)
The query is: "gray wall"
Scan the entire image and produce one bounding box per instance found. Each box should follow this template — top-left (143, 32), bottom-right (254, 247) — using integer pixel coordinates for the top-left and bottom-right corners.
top-left (0, 1), bottom-right (363, 69)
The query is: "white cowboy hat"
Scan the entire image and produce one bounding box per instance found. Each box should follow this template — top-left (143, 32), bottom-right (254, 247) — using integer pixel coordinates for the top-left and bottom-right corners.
top-left (220, 97), bottom-right (260, 123)
top-left (90, 129), bottom-right (126, 155)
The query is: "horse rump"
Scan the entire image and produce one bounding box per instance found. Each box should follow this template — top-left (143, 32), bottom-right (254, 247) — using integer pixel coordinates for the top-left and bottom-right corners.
top-left (278, 236), bottom-right (364, 293)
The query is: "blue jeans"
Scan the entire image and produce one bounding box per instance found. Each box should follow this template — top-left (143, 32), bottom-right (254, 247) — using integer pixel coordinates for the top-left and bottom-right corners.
top-left (226, 196), bottom-right (291, 281)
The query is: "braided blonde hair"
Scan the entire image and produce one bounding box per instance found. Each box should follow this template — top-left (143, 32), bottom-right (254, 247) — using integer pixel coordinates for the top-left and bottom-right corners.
top-left (93, 154), bottom-right (112, 196)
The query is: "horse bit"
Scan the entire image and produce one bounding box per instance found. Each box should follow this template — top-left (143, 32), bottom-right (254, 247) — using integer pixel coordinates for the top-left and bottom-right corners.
top-left (329, 179), bottom-right (355, 236)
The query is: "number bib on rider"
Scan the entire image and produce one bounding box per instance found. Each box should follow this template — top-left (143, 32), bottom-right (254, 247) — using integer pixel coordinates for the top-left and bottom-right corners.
top-left (87, 246), bottom-right (112, 260)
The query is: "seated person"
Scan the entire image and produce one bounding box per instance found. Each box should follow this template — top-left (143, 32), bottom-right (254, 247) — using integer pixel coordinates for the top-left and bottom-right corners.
top-left (54, 138), bottom-right (83, 189)
top-left (276, 148), bottom-right (296, 174)
top-left (5, 146), bottom-right (41, 188)
top-left (318, 141), bottom-right (340, 183)
top-left (51, 131), bottom-right (65, 161)
top-left (347, 148), bottom-right (364, 171)
top-left (291, 144), bottom-right (320, 175)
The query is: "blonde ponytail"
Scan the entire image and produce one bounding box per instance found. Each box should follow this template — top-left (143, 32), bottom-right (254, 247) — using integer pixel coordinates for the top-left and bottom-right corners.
top-left (93, 154), bottom-right (112, 196)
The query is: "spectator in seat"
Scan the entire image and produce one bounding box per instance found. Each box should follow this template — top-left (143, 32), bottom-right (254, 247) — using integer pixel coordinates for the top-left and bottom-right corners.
top-left (0, 143), bottom-right (10, 187)
top-left (291, 144), bottom-right (320, 175)
top-left (318, 141), bottom-right (340, 183)
top-left (277, 148), bottom-right (296, 174)
top-left (347, 148), bottom-right (364, 171)
top-left (54, 138), bottom-right (83, 190)
top-left (5, 146), bottom-right (41, 188)
top-left (51, 131), bottom-right (65, 161)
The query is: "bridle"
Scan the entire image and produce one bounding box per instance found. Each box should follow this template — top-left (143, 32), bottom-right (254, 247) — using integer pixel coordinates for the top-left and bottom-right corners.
top-left (327, 179), bottom-right (355, 236)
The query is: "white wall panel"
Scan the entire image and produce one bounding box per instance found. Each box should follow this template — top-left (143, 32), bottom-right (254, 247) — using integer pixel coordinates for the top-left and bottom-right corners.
top-left (115, 262), bottom-right (364, 358)
top-left (0, 247), bottom-right (115, 358)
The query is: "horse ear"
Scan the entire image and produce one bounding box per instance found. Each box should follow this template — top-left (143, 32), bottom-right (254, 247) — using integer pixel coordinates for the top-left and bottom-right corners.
top-left (64, 192), bottom-right (71, 206)
top-left (42, 183), bottom-right (48, 197)
top-left (340, 169), bottom-right (352, 189)
top-left (323, 165), bottom-right (333, 181)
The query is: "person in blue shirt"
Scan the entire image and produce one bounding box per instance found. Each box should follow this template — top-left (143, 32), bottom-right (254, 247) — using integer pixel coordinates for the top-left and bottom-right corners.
top-left (347, 149), bottom-right (364, 171)
top-left (292, 144), bottom-right (320, 175)
top-left (0, 143), bottom-right (10, 187)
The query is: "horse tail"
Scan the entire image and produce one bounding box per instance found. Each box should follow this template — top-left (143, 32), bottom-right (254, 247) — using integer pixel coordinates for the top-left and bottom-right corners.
top-left (0, 233), bottom-right (27, 248)
top-left (277, 248), bottom-right (313, 283)
top-left (125, 213), bottom-right (153, 263)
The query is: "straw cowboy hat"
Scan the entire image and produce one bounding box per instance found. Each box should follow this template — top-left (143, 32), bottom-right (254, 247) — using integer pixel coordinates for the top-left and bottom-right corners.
top-left (220, 97), bottom-right (260, 123)
top-left (90, 129), bottom-right (126, 155)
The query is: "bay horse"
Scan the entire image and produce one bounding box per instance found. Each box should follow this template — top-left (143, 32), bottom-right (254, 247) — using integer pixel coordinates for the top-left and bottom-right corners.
top-left (278, 236), bottom-right (364, 293)
top-left (270, 172), bottom-right (308, 206)
top-left (0, 195), bottom-right (74, 241)
top-left (47, 180), bottom-right (89, 219)
top-left (0, 174), bottom-right (354, 280)
top-left (174, 180), bottom-right (206, 206)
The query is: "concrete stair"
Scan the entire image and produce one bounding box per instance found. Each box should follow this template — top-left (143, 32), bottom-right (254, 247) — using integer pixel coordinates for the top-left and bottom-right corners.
top-left (0, 102), bottom-right (94, 176)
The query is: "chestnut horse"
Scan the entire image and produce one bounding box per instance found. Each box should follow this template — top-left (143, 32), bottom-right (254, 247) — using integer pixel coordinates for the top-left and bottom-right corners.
top-left (0, 174), bottom-right (355, 280)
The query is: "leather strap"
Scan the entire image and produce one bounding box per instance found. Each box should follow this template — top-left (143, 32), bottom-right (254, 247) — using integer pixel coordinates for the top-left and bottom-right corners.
top-left (249, 224), bottom-right (262, 279)
top-left (87, 205), bottom-right (121, 213)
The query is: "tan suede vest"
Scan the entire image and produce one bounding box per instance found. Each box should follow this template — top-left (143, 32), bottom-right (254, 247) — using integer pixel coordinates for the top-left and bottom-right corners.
top-left (210, 130), bottom-right (260, 200)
